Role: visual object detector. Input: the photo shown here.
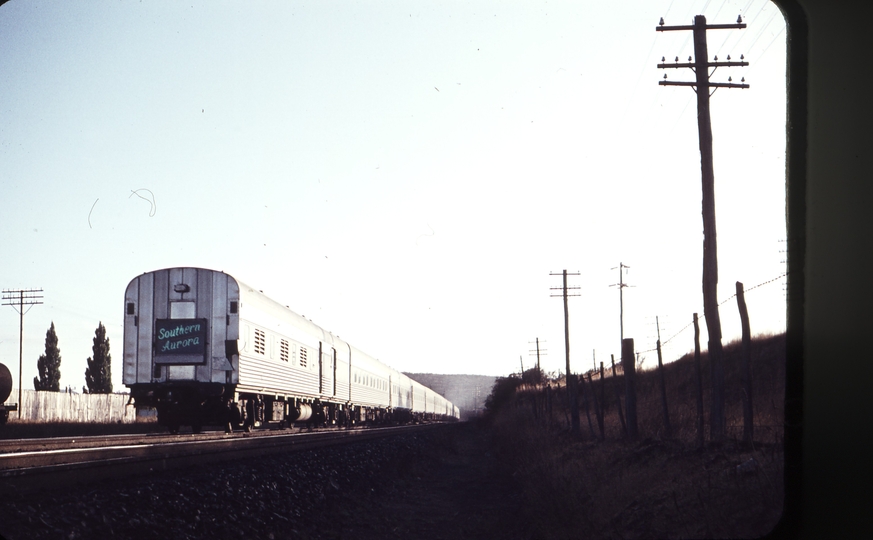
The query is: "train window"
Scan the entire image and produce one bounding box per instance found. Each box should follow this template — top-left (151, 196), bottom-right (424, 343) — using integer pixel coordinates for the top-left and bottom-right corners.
top-left (230, 301), bottom-right (238, 314)
top-left (127, 302), bottom-right (135, 315)
top-left (280, 340), bottom-right (289, 362)
top-left (254, 329), bottom-right (266, 355)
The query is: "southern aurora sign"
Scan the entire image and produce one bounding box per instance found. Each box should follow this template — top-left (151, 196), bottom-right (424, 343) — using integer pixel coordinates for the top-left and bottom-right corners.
top-left (154, 318), bottom-right (208, 364)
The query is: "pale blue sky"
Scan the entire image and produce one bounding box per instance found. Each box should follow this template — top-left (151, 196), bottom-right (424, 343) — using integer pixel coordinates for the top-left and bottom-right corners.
top-left (0, 0), bottom-right (787, 392)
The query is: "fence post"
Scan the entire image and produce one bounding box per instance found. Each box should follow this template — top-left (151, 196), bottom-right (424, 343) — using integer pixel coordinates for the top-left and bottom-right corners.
top-left (546, 383), bottom-right (553, 425)
top-left (656, 337), bottom-right (672, 438)
top-left (621, 338), bottom-right (638, 441)
top-left (611, 355), bottom-right (627, 438)
top-left (693, 313), bottom-right (705, 448)
top-left (580, 374), bottom-right (597, 440)
top-left (736, 282), bottom-right (754, 444)
top-left (589, 372), bottom-right (604, 441)
top-left (600, 362), bottom-right (606, 440)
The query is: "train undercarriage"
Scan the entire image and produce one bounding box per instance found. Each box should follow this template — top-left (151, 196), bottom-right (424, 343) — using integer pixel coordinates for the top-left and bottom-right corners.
top-left (129, 383), bottom-right (434, 434)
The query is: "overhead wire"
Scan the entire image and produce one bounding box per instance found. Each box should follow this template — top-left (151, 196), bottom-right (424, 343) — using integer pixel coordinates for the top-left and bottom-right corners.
top-left (637, 271), bottom-right (788, 354)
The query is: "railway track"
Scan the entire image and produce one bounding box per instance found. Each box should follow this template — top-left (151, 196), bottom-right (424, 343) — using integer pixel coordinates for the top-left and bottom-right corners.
top-left (0, 423), bottom-right (446, 494)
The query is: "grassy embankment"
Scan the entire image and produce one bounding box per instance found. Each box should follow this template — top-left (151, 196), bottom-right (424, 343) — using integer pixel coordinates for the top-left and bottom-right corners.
top-left (486, 333), bottom-right (786, 539)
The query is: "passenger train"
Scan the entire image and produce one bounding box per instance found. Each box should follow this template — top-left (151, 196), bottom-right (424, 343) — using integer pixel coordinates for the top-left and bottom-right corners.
top-left (123, 267), bottom-right (458, 433)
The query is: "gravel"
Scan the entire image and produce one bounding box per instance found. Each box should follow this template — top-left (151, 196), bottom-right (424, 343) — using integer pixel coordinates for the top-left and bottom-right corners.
top-left (0, 423), bottom-right (525, 540)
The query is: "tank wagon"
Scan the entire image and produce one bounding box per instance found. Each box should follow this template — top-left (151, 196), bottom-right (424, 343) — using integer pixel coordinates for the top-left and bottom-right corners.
top-left (0, 362), bottom-right (18, 424)
top-left (123, 267), bottom-right (458, 433)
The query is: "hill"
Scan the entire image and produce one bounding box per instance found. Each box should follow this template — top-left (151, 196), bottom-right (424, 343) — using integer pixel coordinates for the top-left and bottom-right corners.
top-left (403, 373), bottom-right (497, 419)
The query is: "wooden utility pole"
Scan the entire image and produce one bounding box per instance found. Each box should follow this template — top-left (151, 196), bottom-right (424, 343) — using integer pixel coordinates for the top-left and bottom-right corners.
top-left (529, 338), bottom-right (546, 373)
top-left (656, 15), bottom-right (748, 441)
top-left (2, 288), bottom-right (44, 418)
top-left (736, 282), bottom-right (754, 443)
top-left (551, 270), bottom-right (581, 436)
top-left (655, 316), bottom-right (672, 438)
top-left (610, 263), bottom-right (631, 342)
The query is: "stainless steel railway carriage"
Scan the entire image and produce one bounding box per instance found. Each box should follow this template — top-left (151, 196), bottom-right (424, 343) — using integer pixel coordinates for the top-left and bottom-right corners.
top-left (123, 267), bottom-right (458, 433)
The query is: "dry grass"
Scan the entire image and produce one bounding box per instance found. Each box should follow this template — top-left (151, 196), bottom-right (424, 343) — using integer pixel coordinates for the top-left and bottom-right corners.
top-left (487, 334), bottom-right (786, 539)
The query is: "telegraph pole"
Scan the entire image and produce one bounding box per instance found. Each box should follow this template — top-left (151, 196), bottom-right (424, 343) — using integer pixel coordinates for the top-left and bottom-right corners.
top-left (610, 263), bottom-right (631, 342)
top-left (551, 270), bottom-right (580, 435)
top-left (2, 288), bottom-right (44, 418)
top-left (529, 338), bottom-right (546, 372)
top-left (656, 14), bottom-right (748, 442)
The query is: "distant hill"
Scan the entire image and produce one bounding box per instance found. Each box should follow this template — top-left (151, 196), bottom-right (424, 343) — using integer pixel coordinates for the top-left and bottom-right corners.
top-left (404, 373), bottom-right (497, 418)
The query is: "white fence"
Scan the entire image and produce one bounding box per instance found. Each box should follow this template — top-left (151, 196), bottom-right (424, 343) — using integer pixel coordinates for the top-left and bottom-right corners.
top-left (4, 389), bottom-right (137, 423)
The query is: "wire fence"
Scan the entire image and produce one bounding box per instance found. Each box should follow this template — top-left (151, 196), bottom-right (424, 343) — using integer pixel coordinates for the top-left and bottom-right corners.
top-left (641, 271), bottom-right (787, 354)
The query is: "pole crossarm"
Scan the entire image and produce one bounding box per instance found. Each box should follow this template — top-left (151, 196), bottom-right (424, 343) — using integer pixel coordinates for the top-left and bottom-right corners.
top-left (2, 288), bottom-right (44, 305)
top-left (550, 290), bottom-right (580, 297)
top-left (658, 61), bottom-right (749, 69)
top-left (656, 23), bottom-right (746, 31)
top-left (656, 16), bottom-right (749, 92)
top-left (660, 81), bottom-right (750, 89)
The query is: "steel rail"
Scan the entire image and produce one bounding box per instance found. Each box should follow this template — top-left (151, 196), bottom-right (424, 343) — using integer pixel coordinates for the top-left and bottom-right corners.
top-left (0, 423), bottom-right (448, 494)
top-left (0, 429), bottom-right (257, 454)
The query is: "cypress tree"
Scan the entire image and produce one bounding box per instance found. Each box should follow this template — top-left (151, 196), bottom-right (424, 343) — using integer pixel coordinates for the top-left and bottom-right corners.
top-left (33, 322), bottom-right (62, 391)
top-left (85, 322), bottom-right (112, 394)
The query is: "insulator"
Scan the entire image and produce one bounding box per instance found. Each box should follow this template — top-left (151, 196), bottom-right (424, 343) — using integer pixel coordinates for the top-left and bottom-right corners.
top-left (688, 56), bottom-right (692, 62)
top-left (728, 76), bottom-right (733, 82)
top-left (741, 77), bottom-right (745, 83)
top-left (727, 55), bottom-right (731, 61)
top-left (675, 56), bottom-right (679, 62)
top-left (659, 17), bottom-right (665, 26)
top-left (737, 15), bottom-right (743, 24)
top-left (741, 54), bottom-right (745, 60)
top-left (714, 55), bottom-right (718, 61)
top-left (661, 56), bottom-right (665, 62)
top-left (663, 74), bottom-right (667, 79)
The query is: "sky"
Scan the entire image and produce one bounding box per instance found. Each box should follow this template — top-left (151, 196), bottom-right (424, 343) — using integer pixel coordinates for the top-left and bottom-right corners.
top-left (0, 0), bottom-right (787, 394)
